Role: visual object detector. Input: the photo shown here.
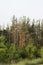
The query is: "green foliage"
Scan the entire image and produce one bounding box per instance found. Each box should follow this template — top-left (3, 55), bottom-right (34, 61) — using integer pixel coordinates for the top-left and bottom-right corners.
top-left (25, 44), bottom-right (36, 58)
top-left (33, 48), bottom-right (41, 58)
top-left (0, 43), bottom-right (43, 63)
top-left (0, 42), bottom-right (6, 48)
top-left (0, 48), bottom-right (6, 62)
top-left (18, 47), bottom-right (27, 59)
top-left (0, 44), bottom-right (17, 63)
top-left (25, 44), bottom-right (41, 59)
top-left (3, 44), bottom-right (17, 63)
top-left (0, 35), bottom-right (5, 43)
top-left (40, 47), bottom-right (43, 58)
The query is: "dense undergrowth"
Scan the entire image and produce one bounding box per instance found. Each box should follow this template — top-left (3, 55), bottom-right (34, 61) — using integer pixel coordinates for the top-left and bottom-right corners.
top-left (0, 43), bottom-right (43, 63)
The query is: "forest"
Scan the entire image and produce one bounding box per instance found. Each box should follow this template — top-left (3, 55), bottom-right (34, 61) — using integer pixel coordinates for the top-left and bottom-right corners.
top-left (0, 15), bottom-right (43, 64)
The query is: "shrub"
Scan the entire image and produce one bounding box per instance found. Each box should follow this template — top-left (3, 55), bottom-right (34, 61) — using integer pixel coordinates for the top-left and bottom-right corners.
top-left (40, 47), bottom-right (43, 58)
top-left (25, 44), bottom-right (41, 59)
top-left (33, 48), bottom-right (41, 58)
top-left (4, 44), bottom-right (17, 63)
top-left (0, 48), bottom-right (6, 62)
top-left (18, 47), bottom-right (27, 59)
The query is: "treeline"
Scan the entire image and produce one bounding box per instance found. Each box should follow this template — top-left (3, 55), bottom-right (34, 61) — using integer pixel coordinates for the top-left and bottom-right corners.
top-left (0, 15), bottom-right (43, 63)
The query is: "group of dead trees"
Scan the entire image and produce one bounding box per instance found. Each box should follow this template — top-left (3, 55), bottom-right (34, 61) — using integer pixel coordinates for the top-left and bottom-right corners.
top-left (0, 15), bottom-right (43, 48)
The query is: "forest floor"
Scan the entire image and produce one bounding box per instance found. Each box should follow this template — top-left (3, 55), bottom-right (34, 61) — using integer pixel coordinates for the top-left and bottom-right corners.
top-left (14, 58), bottom-right (43, 65)
top-left (0, 58), bottom-right (43, 65)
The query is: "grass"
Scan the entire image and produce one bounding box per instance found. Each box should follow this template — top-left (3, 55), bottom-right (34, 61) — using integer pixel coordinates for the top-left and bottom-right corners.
top-left (0, 58), bottom-right (43, 65)
top-left (14, 58), bottom-right (43, 65)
